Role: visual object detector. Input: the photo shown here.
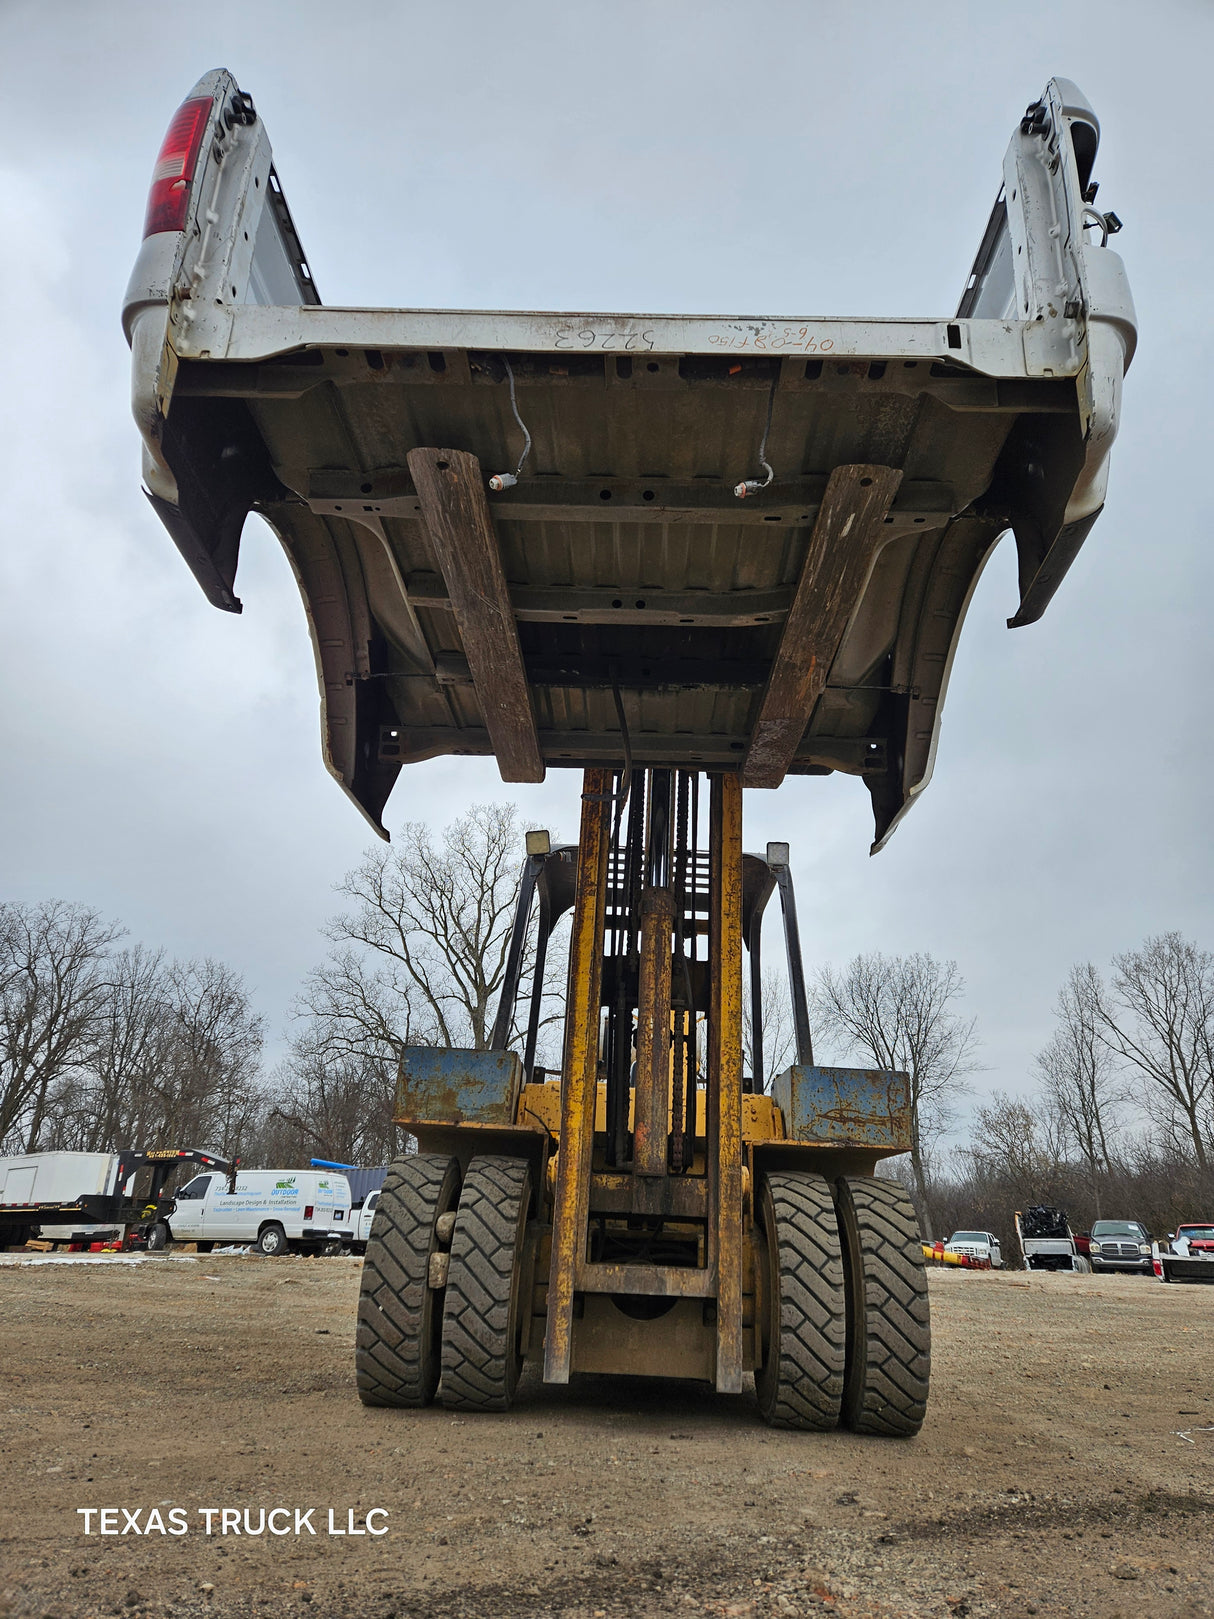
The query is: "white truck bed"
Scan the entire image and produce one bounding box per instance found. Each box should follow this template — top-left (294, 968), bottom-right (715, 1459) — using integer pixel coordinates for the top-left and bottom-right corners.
top-left (124, 72), bottom-right (1134, 848)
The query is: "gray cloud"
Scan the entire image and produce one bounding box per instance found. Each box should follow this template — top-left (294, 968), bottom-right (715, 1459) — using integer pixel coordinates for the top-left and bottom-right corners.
top-left (1, 0), bottom-right (1209, 1110)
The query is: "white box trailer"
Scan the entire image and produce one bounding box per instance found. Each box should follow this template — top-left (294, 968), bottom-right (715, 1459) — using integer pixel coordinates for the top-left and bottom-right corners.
top-left (0, 1148), bottom-right (235, 1249)
top-left (167, 1168), bottom-right (352, 1255)
top-left (0, 1152), bottom-right (125, 1209)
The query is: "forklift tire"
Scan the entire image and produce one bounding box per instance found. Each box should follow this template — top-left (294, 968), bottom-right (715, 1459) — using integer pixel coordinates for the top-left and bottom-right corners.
top-left (440, 1156), bottom-right (532, 1413)
top-left (146, 1222), bottom-right (169, 1252)
top-left (755, 1172), bottom-right (847, 1430)
top-left (356, 1153), bottom-right (461, 1408)
top-left (256, 1223), bottom-right (289, 1257)
top-left (834, 1177), bottom-right (930, 1438)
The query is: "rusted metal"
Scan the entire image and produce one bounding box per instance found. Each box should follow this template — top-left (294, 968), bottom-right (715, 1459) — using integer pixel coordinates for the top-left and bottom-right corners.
top-left (632, 886), bottom-right (675, 1182)
top-left (405, 446), bottom-right (544, 784)
top-left (709, 772), bottom-right (745, 1393)
top-left (588, 1172), bottom-right (708, 1219)
top-left (571, 1296), bottom-right (715, 1381)
top-left (770, 1064), bottom-right (912, 1152)
top-left (396, 1047), bottom-right (523, 1127)
top-left (543, 768), bottom-right (612, 1384)
top-left (743, 464), bottom-right (902, 790)
top-left (576, 1261), bottom-right (714, 1299)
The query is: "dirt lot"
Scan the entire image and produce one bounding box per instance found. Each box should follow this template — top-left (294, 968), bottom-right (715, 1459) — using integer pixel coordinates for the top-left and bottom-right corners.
top-left (1, 1257), bottom-right (1212, 1619)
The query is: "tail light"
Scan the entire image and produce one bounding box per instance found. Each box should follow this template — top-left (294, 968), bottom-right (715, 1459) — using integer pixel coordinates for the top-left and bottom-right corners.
top-left (304, 1205), bottom-right (314, 1220)
top-left (143, 97), bottom-right (212, 237)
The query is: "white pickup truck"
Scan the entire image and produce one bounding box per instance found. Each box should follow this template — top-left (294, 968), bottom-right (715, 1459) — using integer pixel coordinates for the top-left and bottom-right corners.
top-left (351, 1188), bottom-right (380, 1255)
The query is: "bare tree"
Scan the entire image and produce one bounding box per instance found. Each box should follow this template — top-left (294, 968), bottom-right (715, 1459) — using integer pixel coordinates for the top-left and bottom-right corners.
top-left (1034, 962), bottom-right (1123, 1214)
top-left (1097, 932), bottom-right (1214, 1173)
top-left (149, 958), bottom-right (265, 1158)
top-left (0, 901), bottom-right (123, 1151)
top-left (320, 802), bottom-right (565, 1056)
top-left (52, 946), bottom-right (174, 1152)
top-left (744, 969), bottom-right (797, 1090)
top-left (962, 1090), bottom-right (1066, 1207)
top-left (298, 948), bottom-right (435, 1074)
top-left (811, 951), bottom-right (978, 1237)
top-left (261, 1029), bottom-right (400, 1168)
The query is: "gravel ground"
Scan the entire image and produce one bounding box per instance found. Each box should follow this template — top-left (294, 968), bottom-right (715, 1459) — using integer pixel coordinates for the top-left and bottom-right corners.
top-left (1, 1256), bottom-right (1212, 1619)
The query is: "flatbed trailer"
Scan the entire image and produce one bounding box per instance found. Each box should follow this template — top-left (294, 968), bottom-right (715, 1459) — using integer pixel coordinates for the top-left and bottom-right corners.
top-left (125, 74), bottom-right (1133, 1432)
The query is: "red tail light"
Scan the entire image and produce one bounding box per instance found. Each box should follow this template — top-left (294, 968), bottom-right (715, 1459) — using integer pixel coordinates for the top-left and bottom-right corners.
top-left (143, 97), bottom-right (212, 237)
top-left (304, 1205), bottom-right (314, 1220)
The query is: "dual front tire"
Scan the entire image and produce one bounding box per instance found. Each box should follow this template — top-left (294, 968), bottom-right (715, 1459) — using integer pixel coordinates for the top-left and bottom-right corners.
top-left (758, 1172), bottom-right (930, 1437)
top-left (356, 1155), bottom-right (929, 1433)
top-left (356, 1153), bottom-right (532, 1412)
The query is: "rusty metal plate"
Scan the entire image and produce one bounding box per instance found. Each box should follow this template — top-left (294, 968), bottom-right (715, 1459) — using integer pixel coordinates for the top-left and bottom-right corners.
top-left (770, 1064), bottom-right (910, 1151)
top-left (396, 1047), bottom-right (522, 1127)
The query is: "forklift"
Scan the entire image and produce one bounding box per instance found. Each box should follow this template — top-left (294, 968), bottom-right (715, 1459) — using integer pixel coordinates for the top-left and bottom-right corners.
top-left (123, 70), bottom-right (1132, 1430)
top-left (356, 770), bottom-right (928, 1434)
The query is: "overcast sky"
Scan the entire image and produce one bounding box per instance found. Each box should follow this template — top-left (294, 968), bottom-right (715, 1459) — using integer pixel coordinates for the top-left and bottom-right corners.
top-left (0, 0), bottom-right (1210, 1128)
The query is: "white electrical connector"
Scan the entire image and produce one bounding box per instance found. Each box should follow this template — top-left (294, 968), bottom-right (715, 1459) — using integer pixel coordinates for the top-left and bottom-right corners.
top-left (488, 359), bottom-right (532, 494)
top-left (734, 376), bottom-right (779, 499)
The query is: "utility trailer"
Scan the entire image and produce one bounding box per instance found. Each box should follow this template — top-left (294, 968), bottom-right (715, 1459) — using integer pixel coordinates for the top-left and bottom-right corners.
top-left (0, 1148), bottom-right (236, 1251)
top-left (1154, 1226), bottom-right (1214, 1284)
top-left (1014, 1206), bottom-right (1090, 1274)
top-left (125, 74), bottom-right (1133, 1432)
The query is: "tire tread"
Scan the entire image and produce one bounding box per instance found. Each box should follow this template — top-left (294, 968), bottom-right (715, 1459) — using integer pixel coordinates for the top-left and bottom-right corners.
top-left (757, 1172), bottom-right (846, 1431)
top-left (356, 1153), bottom-right (459, 1408)
top-left (836, 1176), bottom-right (931, 1437)
top-left (440, 1157), bottom-right (531, 1413)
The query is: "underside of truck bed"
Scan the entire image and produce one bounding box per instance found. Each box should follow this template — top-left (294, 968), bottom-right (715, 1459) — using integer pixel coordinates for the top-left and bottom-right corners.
top-left (127, 72), bottom-right (1134, 846)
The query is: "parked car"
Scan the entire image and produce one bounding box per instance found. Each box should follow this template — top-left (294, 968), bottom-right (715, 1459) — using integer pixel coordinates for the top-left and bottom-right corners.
top-left (1088, 1219), bottom-right (1152, 1274)
top-left (167, 1169), bottom-right (351, 1255)
top-left (943, 1230), bottom-right (1003, 1268)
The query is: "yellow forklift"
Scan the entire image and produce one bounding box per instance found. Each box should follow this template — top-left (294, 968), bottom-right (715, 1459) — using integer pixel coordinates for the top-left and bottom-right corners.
top-left (356, 769), bottom-right (928, 1433)
top-left (124, 72), bottom-right (1132, 1431)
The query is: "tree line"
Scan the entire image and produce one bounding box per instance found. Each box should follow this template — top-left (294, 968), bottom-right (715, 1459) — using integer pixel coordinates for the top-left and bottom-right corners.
top-left (0, 805), bottom-right (551, 1172)
top-left (925, 938), bottom-right (1214, 1258)
top-left (4, 804), bottom-right (1213, 1260)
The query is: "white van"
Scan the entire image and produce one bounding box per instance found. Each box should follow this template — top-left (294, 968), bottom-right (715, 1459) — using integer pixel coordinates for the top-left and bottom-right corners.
top-left (168, 1169), bottom-right (351, 1255)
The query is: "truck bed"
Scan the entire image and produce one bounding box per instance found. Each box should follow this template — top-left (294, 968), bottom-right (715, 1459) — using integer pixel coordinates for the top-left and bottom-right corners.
top-left (124, 73), bottom-right (1134, 846)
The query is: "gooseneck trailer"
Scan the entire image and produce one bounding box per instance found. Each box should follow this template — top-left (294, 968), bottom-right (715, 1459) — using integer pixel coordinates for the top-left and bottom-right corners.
top-left (0, 1148), bottom-right (235, 1250)
top-left (125, 73), bottom-right (1133, 1431)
